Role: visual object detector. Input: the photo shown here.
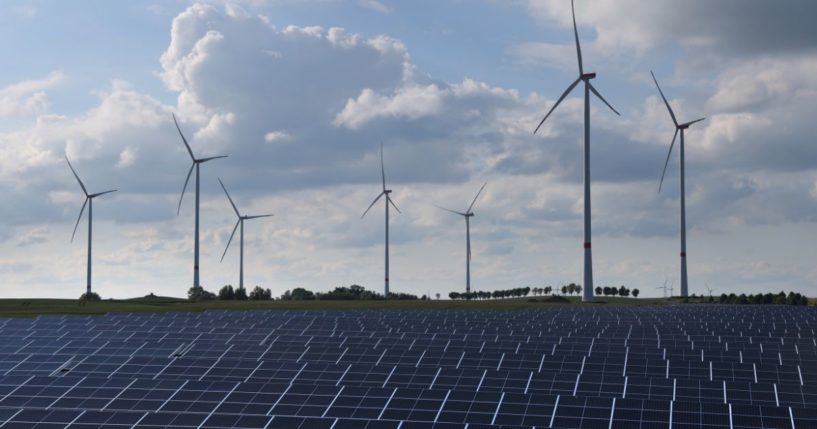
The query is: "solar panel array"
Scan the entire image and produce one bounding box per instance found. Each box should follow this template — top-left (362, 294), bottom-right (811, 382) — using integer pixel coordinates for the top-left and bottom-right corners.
top-left (0, 305), bottom-right (815, 428)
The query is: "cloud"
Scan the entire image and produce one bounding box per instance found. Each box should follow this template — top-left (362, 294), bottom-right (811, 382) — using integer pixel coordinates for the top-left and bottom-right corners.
top-left (526, 0), bottom-right (817, 57)
top-left (1, 2), bottom-right (816, 299)
top-left (358, 0), bottom-right (389, 13)
top-left (0, 71), bottom-right (64, 118)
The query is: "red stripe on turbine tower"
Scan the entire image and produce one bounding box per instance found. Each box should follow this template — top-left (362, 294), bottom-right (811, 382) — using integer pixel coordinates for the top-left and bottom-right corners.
top-left (584, 243), bottom-right (591, 249)
top-left (680, 253), bottom-right (686, 257)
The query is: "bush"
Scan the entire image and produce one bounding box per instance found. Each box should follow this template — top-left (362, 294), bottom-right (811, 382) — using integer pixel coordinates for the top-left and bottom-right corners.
top-left (187, 286), bottom-right (216, 301)
top-left (79, 292), bottom-right (101, 301)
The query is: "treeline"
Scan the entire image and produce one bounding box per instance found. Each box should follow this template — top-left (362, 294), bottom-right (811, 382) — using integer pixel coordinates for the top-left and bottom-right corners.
top-left (594, 286), bottom-right (640, 297)
top-left (714, 291), bottom-right (808, 306)
top-left (449, 283), bottom-right (640, 300)
top-left (279, 285), bottom-right (420, 301)
top-left (187, 285), bottom-right (273, 301)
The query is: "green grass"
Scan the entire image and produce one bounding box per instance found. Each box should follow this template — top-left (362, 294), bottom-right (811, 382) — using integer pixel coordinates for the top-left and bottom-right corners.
top-left (0, 296), bottom-right (674, 318)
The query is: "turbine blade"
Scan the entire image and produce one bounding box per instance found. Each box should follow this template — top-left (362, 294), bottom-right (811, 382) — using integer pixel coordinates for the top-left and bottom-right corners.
top-left (571, 0), bottom-right (583, 75)
top-left (650, 71), bottom-right (678, 127)
top-left (198, 155), bottom-right (228, 163)
top-left (388, 196), bottom-right (401, 214)
top-left (533, 77), bottom-right (581, 135)
top-left (588, 82), bottom-right (620, 116)
top-left (220, 220), bottom-right (240, 262)
top-left (380, 144), bottom-right (386, 191)
top-left (361, 192), bottom-right (384, 219)
top-left (684, 117), bottom-right (706, 127)
top-left (434, 204), bottom-right (466, 217)
top-left (177, 163), bottom-right (195, 215)
top-left (466, 182), bottom-right (487, 214)
top-left (245, 214), bottom-right (273, 220)
top-left (658, 128), bottom-right (679, 193)
top-left (218, 178), bottom-right (241, 217)
top-left (172, 113), bottom-right (197, 161)
top-left (71, 198), bottom-right (88, 243)
top-left (65, 156), bottom-right (88, 196)
top-left (91, 190), bottom-right (117, 198)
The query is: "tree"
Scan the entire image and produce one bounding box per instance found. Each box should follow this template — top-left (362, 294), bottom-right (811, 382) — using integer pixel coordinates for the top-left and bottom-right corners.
top-left (249, 286), bottom-right (268, 300)
top-left (449, 292), bottom-right (460, 300)
top-left (595, 287), bottom-right (602, 296)
top-left (79, 292), bottom-right (101, 302)
top-left (618, 286), bottom-right (628, 297)
top-left (234, 285), bottom-right (248, 300)
top-left (218, 285), bottom-right (235, 300)
top-left (188, 286), bottom-right (215, 301)
top-left (632, 289), bottom-right (640, 298)
top-left (544, 286), bottom-right (552, 296)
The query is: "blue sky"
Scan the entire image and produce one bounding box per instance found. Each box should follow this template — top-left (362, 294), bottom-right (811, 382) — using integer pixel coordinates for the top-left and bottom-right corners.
top-left (0, 0), bottom-right (816, 299)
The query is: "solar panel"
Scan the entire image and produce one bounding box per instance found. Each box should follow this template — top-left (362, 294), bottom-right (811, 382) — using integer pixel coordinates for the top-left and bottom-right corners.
top-left (0, 305), bottom-right (813, 428)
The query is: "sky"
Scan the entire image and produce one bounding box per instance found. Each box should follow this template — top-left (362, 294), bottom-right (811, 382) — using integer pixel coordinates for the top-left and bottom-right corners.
top-left (0, 0), bottom-right (816, 299)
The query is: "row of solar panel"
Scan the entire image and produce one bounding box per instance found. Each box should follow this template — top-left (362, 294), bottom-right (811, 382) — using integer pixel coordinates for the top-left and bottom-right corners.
top-left (1, 390), bottom-right (816, 428)
top-left (2, 368), bottom-right (814, 409)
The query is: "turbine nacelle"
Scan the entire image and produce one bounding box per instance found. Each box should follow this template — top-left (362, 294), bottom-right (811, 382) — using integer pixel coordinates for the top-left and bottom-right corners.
top-left (580, 72), bottom-right (596, 80)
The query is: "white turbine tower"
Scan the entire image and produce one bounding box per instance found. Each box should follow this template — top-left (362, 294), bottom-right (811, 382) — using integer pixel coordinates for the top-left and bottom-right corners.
top-left (436, 183), bottom-right (487, 294)
top-left (361, 145), bottom-right (401, 298)
top-left (173, 113), bottom-right (228, 290)
top-left (218, 178), bottom-right (273, 290)
top-left (66, 156), bottom-right (117, 297)
top-left (533, 0), bottom-right (620, 302)
top-left (651, 71), bottom-right (706, 299)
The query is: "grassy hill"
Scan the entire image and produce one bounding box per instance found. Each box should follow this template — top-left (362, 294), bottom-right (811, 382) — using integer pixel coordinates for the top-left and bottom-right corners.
top-left (0, 296), bottom-right (675, 318)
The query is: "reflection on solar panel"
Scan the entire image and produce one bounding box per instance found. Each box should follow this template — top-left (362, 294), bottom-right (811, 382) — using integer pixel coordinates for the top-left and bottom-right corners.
top-left (0, 306), bottom-right (815, 428)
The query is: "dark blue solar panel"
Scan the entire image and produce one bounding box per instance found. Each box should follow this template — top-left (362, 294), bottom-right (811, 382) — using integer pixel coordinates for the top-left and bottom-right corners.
top-left (0, 306), bottom-right (813, 428)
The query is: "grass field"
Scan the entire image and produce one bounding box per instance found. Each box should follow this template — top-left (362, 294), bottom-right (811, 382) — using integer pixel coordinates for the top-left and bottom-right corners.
top-left (0, 295), bottom-right (678, 318)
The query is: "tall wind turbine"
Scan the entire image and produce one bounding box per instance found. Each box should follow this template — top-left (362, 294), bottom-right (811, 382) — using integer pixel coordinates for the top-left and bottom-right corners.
top-left (361, 145), bottom-right (401, 298)
top-left (533, 0), bottom-right (620, 302)
top-left (218, 178), bottom-right (273, 290)
top-left (66, 156), bottom-right (117, 297)
top-left (651, 71), bottom-right (706, 299)
top-left (436, 183), bottom-right (487, 293)
top-left (173, 113), bottom-right (228, 290)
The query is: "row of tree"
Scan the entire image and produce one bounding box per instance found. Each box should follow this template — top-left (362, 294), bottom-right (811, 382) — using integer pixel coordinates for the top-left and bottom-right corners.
top-left (716, 291), bottom-right (808, 306)
top-left (187, 285), bottom-right (273, 301)
top-left (449, 287), bottom-right (532, 300)
top-left (594, 286), bottom-right (640, 297)
top-left (448, 283), bottom-right (640, 300)
top-left (279, 285), bottom-right (420, 301)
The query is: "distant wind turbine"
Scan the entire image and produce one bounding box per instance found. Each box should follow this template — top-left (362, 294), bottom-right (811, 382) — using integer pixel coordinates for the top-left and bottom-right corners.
top-left (361, 145), bottom-right (401, 298)
top-left (66, 156), bottom-right (117, 297)
top-left (173, 113), bottom-right (228, 290)
top-left (436, 183), bottom-right (487, 294)
top-left (533, 0), bottom-right (620, 302)
top-left (218, 178), bottom-right (273, 290)
top-left (705, 283), bottom-right (715, 299)
top-left (651, 71), bottom-right (706, 299)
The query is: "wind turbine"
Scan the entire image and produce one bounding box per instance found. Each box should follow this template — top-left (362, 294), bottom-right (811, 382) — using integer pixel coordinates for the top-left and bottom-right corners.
top-left (651, 71), bottom-right (706, 299)
top-left (436, 183), bottom-right (487, 293)
top-left (218, 178), bottom-right (273, 290)
top-left (656, 279), bottom-right (667, 298)
top-left (173, 113), bottom-right (228, 290)
top-left (66, 156), bottom-right (117, 297)
top-left (361, 145), bottom-right (401, 298)
top-left (705, 283), bottom-right (715, 299)
top-left (533, 0), bottom-right (620, 302)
